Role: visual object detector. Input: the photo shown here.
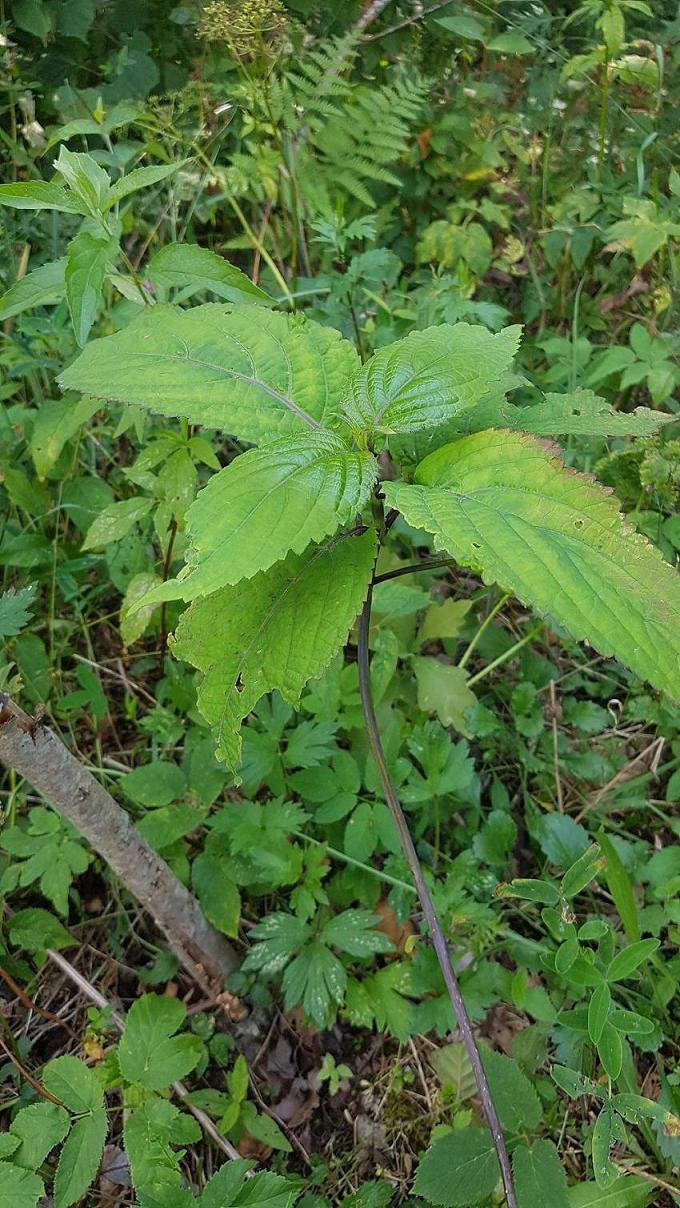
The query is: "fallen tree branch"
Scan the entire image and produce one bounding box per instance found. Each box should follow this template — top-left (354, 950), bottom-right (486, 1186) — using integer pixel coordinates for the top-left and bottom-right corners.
top-left (0, 695), bottom-right (237, 994)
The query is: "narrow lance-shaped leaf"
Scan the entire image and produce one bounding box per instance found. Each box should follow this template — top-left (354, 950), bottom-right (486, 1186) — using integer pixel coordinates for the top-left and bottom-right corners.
top-left (65, 233), bottom-right (117, 347)
top-left (54, 147), bottom-right (110, 213)
top-left (341, 322), bottom-right (522, 436)
top-left (0, 180), bottom-right (88, 214)
top-left (147, 242), bottom-right (272, 305)
top-left (58, 303), bottom-right (360, 445)
top-left (140, 432), bottom-right (378, 604)
top-left (172, 529), bottom-right (377, 770)
top-left (103, 161), bottom-right (186, 210)
top-left (0, 257), bottom-right (67, 321)
top-left (383, 430), bottom-right (680, 699)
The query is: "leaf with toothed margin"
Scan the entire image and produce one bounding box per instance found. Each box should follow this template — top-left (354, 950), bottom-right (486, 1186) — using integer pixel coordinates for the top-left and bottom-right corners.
top-left (57, 303), bottom-right (360, 445)
top-left (137, 432), bottom-right (378, 605)
top-left (383, 429), bottom-right (680, 698)
top-left (390, 387), bottom-right (671, 467)
top-left (340, 322), bottom-right (522, 436)
top-left (171, 529), bottom-right (377, 772)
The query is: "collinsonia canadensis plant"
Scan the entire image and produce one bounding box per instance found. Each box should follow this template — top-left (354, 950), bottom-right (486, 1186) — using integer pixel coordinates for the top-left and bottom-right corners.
top-left (54, 286), bottom-right (680, 1205)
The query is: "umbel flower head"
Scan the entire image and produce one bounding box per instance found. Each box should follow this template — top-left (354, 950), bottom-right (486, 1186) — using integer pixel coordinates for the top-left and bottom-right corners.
top-left (198, 0), bottom-right (288, 56)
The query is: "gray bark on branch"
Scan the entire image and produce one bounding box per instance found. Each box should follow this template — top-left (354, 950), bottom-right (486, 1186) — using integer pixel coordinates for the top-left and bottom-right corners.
top-left (0, 696), bottom-right (237, 993)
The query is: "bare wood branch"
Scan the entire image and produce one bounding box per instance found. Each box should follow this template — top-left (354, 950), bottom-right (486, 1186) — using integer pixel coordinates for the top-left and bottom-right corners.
top-left (352, 0), bottom-right (395, 34)
top-left (0, 697), bottom-right (237, 993)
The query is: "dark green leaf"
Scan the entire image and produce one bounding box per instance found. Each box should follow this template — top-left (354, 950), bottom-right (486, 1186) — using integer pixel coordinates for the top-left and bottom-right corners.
top-left (512, 1138), bottom-right (569, 1207)
top-left (413, 1127), bottom-right (500, 1205)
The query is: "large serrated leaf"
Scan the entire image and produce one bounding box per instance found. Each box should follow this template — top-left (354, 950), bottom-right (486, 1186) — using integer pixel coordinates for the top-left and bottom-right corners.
top-left (383, 430), bottom-right (680, 698)
top-left (341, 322), bottom-right (522, 435)
top-left (58, 303), bottom-right (359, 444)
top-left (141, 432), bottom-right (377, 603)
top-left (172, 529), bottom-right (376, 769)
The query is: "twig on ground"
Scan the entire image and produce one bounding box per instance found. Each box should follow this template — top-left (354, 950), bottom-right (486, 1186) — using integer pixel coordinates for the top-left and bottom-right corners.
top-left (0, 960), bottom-right (76, 1039)
top-left (0, 1034), bottom-right (64, 1105)
top-left (0, 696), bottom-right (237, 994)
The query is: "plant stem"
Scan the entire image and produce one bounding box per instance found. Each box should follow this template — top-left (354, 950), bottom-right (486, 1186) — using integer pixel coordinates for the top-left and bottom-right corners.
top-left (598, 48), bottom-right (610, 176)
top-left (458, 591), bottom-right (511, 670)
top-left (373, 556), bottom-right (456, 584)
top-left (357, 585), bottom-right (517, 1208)
top-left (466, 622), bottom-right (543, 687)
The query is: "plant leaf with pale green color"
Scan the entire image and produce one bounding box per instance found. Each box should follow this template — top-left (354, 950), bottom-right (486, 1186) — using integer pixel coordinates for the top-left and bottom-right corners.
top-left (54, 148), bottom-right (110, 212)
top-left (0, 180), bottom-right (87, 214)
top-left (340, 322), bottom-right (522, 436)
top-left (82, 497), bottom-right (154, 550)
top-left (172, 530), bottom-right (376, 769)
top-left (460, 389), bottom-right (671, 438)
top-left (30, 395), bottom-right (101, 479)
top-left (413, 657), bottom-right (476, 735)
top-left (141, 433), bottom-right (377, 604)
top-left (103, 162), bottom-right (185, 210)
top-left (568, 1176), bottom-right (654, 1207)
top-left (513, 1139), bottom-right (569, 1208)
top-left (58, 303), bottom-right (360, 445)
top-left (0, 257), bottom-right (67, 321)
top-left (383, 430), bottom-right (680, 698)
top-left (118, 995), bottom-right (203, 1091)
top-left (53, 1111), bottom-right (108, 1208)
top-left (147, 242), bottom-right (272, 305)
top-left (65, 232), bottom-right (117, 346)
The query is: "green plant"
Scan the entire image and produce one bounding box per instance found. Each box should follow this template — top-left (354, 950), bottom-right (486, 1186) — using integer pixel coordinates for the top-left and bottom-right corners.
top-left (0, 995), bottom-right (300, 1207)
top-left (50, 295), bottom-right (680, 1203)
top-left (3, 4), bottom-right (680, 1204)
